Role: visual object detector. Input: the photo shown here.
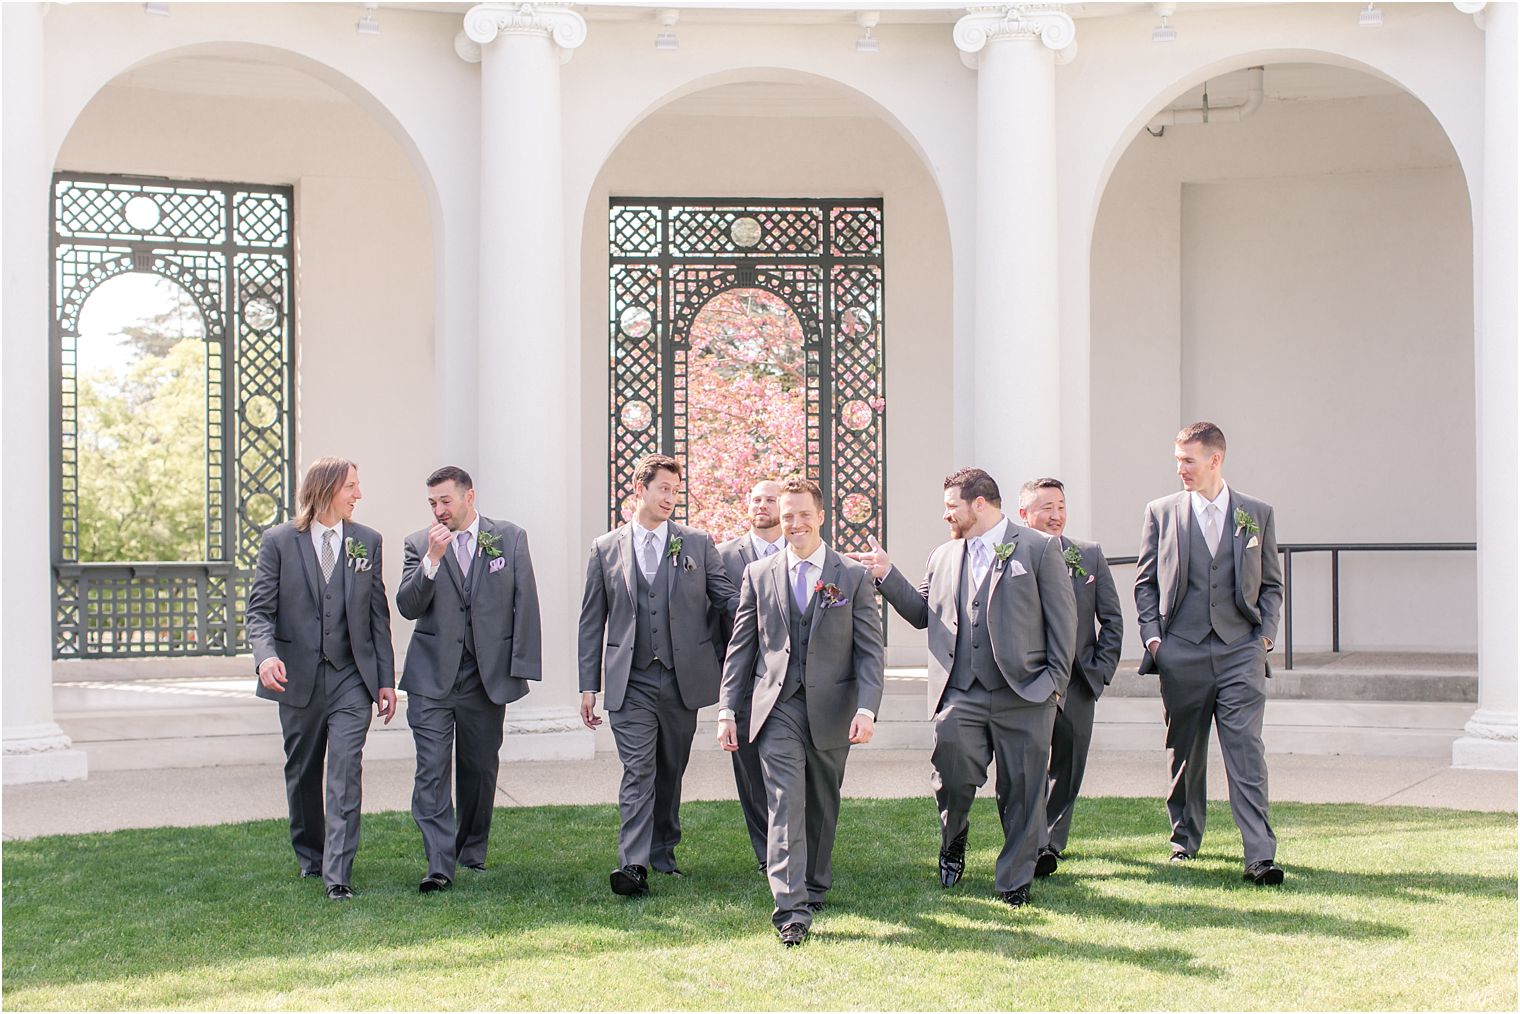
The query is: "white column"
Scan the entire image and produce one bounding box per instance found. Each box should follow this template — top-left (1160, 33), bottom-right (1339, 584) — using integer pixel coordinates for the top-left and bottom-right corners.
top-left (954, 5), bottom-right (1075, 491)
top-left (1455, 1), bottom-right (1519, 770)
top-left (1, 3), bottom-right (88, 784)
top-left (461, 4), bottom-right (591, 757)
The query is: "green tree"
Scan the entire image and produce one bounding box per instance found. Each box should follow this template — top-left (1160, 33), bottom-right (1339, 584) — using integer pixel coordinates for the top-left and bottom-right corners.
top-left (76, 336), bottom-right (208, 562)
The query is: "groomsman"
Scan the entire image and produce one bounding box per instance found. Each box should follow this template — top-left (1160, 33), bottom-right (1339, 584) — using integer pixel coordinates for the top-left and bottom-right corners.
top-left (578, 453), bottom-right (739, 897)
top-left (851, 468), bottom-right (1074, 909)
top-left (248, 457), bottom-right (396, 900)
top-left (1016, 478), bottom-right (1124, 876)
top-left (396, 466), bottom-right (542, 893)
top-left (1135, 422), bottom-right (1284, 885)
top-left (717, 476), bottom-right (884, 946)
top-left (712, 479), bottom-right (785, 872)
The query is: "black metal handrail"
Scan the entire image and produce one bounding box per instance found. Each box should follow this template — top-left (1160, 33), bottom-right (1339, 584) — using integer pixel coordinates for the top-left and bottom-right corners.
top-left (1106, 542), bottom-right (1476, 669)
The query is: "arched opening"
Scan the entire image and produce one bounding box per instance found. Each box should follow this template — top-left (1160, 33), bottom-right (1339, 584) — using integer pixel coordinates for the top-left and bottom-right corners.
top-left (1089, 60), bottom-right (1474, 653)
top-left (74, 273), bottom-right (208, 563)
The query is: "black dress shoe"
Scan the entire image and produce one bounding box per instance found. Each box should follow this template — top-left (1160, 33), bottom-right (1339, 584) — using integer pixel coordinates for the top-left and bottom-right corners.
top-left (419, 874), bottom-right (452, 894)
top-left (1243, 860), bottom-right (1285, 886)
top-left (1035, 846), bottom-right (1060, 878)
top-left (999, 884), bottom-right (1032, 908)
top-left (300, 869), bottom-right (321, 879)
top-left (656, 867), bottom-right (686, 878)
top-left (610, 864), bottom-right (650, 897)
top-left (757, 861), bottom-right (768, 874)
top-left (778, 922), bottom-right (809, 947)
top-left (1169, 848), bottom-right (1196, 863)
top-left (325, 884), bottom-right (354, 901)
top-left (939, 830), bottom-right (968, 888)
top-left (804, 900), bottom-right (825, 914)
top-left (463, 862), bottom-right (487, 873)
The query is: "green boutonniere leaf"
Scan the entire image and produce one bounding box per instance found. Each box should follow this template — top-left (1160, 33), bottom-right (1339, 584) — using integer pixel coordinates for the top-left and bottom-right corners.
top-left (477, 530), bottom-right (503, 559)
top-left (344, 537), bottom-right (367, 560)
top-left (992, 542), bottom-right (1015, 564)
top-left (1062, 544), bottom-right (1089, 579)
top-left (1233, 508), bottom-right (1261, 537)
top-left (667, 536), bottom-right (683, 559)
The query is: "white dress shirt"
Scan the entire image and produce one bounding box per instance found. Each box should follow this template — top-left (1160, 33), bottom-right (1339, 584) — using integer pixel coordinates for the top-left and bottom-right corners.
top-left (634, 519), bottom-right (670, 580)
top-left (966, 516), bottom-right (1011, 587)
top-left (749, 531), bottom-right (783, 561)
top-left (1190, 482), bottom-right (1231, 546)
top-left (311, 518), bottom-right (344, 572)
top-left (420, 512), bottom-right (481, 580)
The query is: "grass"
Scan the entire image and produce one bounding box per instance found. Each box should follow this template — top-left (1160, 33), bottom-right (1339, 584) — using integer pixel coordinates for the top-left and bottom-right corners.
top-left (2, 797), bottom-right (1515, 1011)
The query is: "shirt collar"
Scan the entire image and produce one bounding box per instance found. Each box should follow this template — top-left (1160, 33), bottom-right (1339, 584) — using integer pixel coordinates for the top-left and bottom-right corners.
top-left (634, 519), bottom-right (669, 547)
top-left (1191, 482), bottom-right (1231, 518)
top-left (457, 513), bottom-right (481, 545)
top-left (971, 516), bottom-right (1009, 555)
top-left (786, 541), bottom-right (828, 573)
top-left (749, 531), bottom-right (782, 558)
top-left (312, 518), bottom-right (344, 545)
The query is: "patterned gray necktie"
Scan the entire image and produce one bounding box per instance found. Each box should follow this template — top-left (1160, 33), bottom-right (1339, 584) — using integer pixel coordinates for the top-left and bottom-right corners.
top-left (321, 529), bottom-right (336, 584)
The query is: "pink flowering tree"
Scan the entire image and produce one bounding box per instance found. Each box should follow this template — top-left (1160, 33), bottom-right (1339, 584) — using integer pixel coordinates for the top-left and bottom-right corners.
top-left (683, 288), bottom-right (806, 540)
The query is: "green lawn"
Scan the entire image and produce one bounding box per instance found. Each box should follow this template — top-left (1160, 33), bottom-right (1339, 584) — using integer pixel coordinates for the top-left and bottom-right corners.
top-left (2, 797), bottom-right (1514, 1011)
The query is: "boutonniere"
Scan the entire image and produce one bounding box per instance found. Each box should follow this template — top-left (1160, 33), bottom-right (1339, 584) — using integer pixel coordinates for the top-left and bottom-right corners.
top-left (1062, 544), bottom-right (1088, 579)
top-left (345, 537), bottom-right (371, 572)
top-left (813, 580), bottom-right (849, 609)
top-left (992, 542), bottom-right (1016, 569)
top-left (667, 536), bottom-right (683, 560)
top-left (477, 530), bottom-right (503, 560)
top-left (1233, 508), bottom-right (1260, 538)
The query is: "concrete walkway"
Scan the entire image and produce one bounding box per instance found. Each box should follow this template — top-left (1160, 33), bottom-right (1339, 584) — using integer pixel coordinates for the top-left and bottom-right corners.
top-left (3, 747), bottom-right (1513, 841)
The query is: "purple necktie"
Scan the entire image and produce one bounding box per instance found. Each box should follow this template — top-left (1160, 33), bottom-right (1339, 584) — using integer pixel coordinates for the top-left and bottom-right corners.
top-left (793, 560), bottom-right (811, 612)
top-left (455, 531), bottom-right (472, 576)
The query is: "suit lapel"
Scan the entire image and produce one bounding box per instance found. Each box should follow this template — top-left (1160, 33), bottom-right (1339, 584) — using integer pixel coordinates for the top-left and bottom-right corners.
top-left (1229, 492), bottom-right (1246, 580)
top-left (985, 520), bottom-right (1013, 600)
top-left (938, 538), bottom-right (967, 631)
top-left (620, 524), bottom-right (638, 607)
top-left (665, 524), bottom-right (681, 596)
top-left (1171, 494), bottom-right (1191, 614)
top-left (469, 518), bottom-right (492, 603)
top-left (295, 527), bottom-right (322, 610)
top-left (769, 547), bottom-right (792, 625)
top-left (808, 550), bottom-right (841, 639)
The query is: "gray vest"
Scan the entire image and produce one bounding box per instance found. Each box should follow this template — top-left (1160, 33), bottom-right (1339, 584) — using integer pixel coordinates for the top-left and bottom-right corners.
top-left (319, 544), bottom-right (356, 673)
top-left (949, 549), bottom-right (1001, 692)
top-left (633, 541), bottom-right (675, 670)
top-left (1170, 513), bottom-right (1254, 645)
top-left (778, 580), bottom-right (820, 703)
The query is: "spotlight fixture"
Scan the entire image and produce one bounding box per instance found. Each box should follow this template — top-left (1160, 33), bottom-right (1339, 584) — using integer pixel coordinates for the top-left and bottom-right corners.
top-left (856, 11), bottom-right (880, 54)
top-left (655, 9), bottom-right (679, 51)
top-left (356, 3), bottom-right (380, 36)
top-left (1358, 3), bottom-right (1383, 27)
top-left (143, 2), bottom-right (170, 15)
top-left (1152, 2), bottom-right (1177, 42)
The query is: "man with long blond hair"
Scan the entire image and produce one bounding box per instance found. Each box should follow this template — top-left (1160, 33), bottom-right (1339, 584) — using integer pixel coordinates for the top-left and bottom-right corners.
top-left (247, 456), bottom-right (396, 900)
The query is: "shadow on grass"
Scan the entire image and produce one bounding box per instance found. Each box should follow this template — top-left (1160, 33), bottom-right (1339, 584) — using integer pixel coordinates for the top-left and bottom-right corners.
top-left (2, 796), bottom-right (1514, 997)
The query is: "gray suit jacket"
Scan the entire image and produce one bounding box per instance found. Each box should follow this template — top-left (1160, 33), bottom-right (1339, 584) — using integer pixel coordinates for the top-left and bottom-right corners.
top-left (878, 519), bottom-right (1077, 717)
top-left (719, 547), bottom-right (885, 751)
top-left (1061, 536), bottom-right (1124, 699)
top-left (577, 521), bottom-right (739, 711)
top-left (247, 520), bottom-right (395, 708)
top-left (1134, 488), bottom-right (1283, 676)
top-left (395, 515), bottom-right (542, 705)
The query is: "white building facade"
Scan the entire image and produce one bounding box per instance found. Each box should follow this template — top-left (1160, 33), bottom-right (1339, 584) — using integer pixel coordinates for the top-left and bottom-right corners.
top-left (2, 0), bottom-right (1515, 782)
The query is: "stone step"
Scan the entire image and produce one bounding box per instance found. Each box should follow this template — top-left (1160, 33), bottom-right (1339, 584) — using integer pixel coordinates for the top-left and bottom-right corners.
top-left (1104, 650), bottom-right (1477, 703)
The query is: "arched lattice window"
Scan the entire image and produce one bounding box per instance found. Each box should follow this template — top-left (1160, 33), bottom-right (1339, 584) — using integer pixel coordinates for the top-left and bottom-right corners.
top-left (51, 173), bottom-right (295, 657)
top-left (608, 198), bottom-right (885, 552)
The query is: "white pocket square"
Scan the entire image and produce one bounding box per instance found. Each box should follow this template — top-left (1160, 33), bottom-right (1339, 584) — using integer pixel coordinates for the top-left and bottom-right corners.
top-left (1247, 535), bottom-right (1260, 549)
top-left (1009, 560), bottom-right (1028, 577)
top-left (489, 557), bottom-right (506, 574)
top-left (1085, 574), bottom-right (1095, 585)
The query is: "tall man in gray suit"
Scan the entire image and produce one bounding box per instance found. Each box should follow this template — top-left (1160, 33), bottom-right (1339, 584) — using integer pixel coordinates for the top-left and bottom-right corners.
top-left (717, 476), bottom-right (883, 947)
top-left (578, 453), bottom-right (739, 897)
top-left (712, 479), bottom-right (785, 872)
top-left (1135, 422), bottom-right (1284, 885)
top-left (396, 466), bottom-right (542, 893)
top-left (248, 457), bottom-right (396, 900)
top-left (850, 468), bottom-right (1075, 909)
top-left (1017, 477), bottom-right (1124, 877)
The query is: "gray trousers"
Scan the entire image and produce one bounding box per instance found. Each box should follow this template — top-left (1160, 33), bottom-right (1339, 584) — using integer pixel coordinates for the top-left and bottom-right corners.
top-left (277, 663), bottom-right (372, 888)
top-left (731, 694), bottom-right (770, 868)
top-left (407, 660), bottom-right (506, 880)
top-left (932, 683), bottom-right (1057, 892)
top-left (1156, 631), bottom-right (1276, 863)
top-left (755, 693), bottom-right (849, 930)
top-left (1045, 677), bottom-right (1099, 853)
top-left (607, 662), bottom-right (697, 872)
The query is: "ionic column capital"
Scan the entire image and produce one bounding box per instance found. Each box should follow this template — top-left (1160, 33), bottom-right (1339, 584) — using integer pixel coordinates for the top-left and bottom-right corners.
top-left (953, 4), bottom-right (1077, 69)
top-left (458, 3), bottom-right (588, 64)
